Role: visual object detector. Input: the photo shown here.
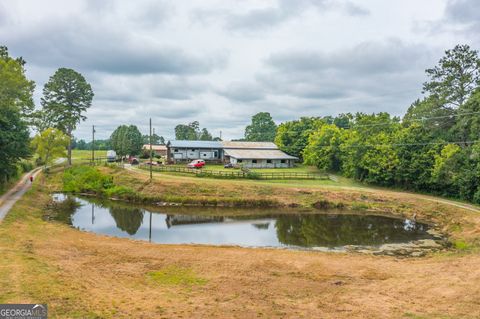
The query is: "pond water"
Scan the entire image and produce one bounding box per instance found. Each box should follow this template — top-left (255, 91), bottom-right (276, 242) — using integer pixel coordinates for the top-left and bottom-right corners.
top-left (51, 194), bottom-right (433, 251)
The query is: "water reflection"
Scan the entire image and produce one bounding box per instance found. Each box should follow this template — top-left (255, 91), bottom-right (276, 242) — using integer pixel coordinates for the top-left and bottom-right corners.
top-left (52, 194), bottom-right (433, 250)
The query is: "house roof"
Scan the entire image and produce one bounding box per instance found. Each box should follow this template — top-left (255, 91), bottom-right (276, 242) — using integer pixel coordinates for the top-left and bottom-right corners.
top-left (168, 140), bottom-right (222, 148)
top-left (221, 141), bottom-right (278, 149)
top-left (224, 149), bottom-right (298, 160)
top-left (142, 144), bottom-right (167, 151)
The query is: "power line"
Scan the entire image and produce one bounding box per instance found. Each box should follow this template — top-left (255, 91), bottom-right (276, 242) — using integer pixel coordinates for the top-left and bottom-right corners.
top-left (340, 140), bottom-right (480, 149)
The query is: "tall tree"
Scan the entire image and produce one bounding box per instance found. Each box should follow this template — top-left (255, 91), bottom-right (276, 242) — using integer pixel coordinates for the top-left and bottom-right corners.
top-left (423, 44), bottom-right (480, 108)
top-left (244, 112), bottom-right (277, 142)
top-left (0, 46), bottom-right (32, 185)
top-left (31, 128), bottom-right (69, 170)
top-left (41, 68), bottom-right (94, 165)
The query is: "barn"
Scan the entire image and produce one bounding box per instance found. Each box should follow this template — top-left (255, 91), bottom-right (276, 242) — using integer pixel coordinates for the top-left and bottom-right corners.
top-left (166, 140), bottom-right (297, 168)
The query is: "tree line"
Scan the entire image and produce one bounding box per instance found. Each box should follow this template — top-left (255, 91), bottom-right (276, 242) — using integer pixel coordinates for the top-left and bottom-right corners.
top-left (275, 44), bottom-right (480, 203)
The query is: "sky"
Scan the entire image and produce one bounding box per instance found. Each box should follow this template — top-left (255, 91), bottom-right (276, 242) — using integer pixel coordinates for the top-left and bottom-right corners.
top-left (1, 0), bottom-right (479, 140)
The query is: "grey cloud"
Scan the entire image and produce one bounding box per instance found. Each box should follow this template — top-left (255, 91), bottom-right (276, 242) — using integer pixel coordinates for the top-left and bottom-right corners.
top-left (94, 74), bottom-right (210, 102)
top-left (444, 0), bottom-right (480, 23)
top-left (216, 82), bottom-right (265, 102)
top-left (430, 0), bottom-right (480, 44)
top-left (343, 1), bottom-right (370, 16)
top-left (2, 6), bottom-right (225, 76)
top-left (266, 40), bottom-right (425, 75)
top-left (257, 40), bottom-right (431, 115)
top-left (196, 0), bottom-right (368, 31)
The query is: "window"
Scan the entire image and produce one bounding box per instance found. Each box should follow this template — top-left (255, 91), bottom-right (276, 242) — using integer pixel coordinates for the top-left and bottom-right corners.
top-left (237, 159), bottom-right (243, 163)
top-left (191, 149), bottom-right (196, 151)
top-left (266, 160), bottom-right (272, 164)
top-left (203, 153), bottom-right (207, 157)
top-left (252, 159), bottom-right (257, 164)
top-left (281, 159), bottom-right (286, 164)
top-left (174, 149), bottom-right (179, 152)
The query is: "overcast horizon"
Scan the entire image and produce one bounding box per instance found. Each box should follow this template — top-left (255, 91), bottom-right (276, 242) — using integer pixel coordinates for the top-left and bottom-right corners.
top-left (1, 0), bottom-right (479, 140)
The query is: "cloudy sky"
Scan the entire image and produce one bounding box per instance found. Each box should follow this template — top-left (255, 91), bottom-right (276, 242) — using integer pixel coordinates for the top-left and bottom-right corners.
top-left (1, 0), bottom-right (479, 140)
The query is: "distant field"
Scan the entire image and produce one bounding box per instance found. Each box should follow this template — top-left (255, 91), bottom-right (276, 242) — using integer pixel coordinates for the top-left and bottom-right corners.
top-left (71, 149), bottom-right (107, 161)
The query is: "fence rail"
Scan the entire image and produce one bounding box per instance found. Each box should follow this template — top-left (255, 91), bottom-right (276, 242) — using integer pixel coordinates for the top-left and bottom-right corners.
top-left (139, 165), bottom-right (328, 180)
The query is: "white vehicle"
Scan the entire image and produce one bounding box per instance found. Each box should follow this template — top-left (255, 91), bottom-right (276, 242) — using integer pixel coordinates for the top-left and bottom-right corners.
top-left (106, 150), bottom-right (117, 162)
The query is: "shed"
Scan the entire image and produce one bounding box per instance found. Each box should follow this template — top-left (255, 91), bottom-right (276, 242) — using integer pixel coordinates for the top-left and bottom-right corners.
top-left (142, 144), bottom-right (167, 157)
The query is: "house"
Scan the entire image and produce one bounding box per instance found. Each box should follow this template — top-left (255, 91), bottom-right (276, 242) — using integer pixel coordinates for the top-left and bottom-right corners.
top-left (222, 141), bottom-right (297, 168)
top-left (166, 140), bottom-right (223, 162)
top-left (142, 144), bottom-right (167, 157)
top-left (166, 140), bottom-right (298, 168)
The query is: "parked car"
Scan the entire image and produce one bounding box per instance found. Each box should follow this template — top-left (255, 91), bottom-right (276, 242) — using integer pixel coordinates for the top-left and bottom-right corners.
top-left (144, 161), bottom-right (159, 166)
top-left (187, 159), bottom-right (205, 168)
top-left (224, 163), bottom-right (235, 168)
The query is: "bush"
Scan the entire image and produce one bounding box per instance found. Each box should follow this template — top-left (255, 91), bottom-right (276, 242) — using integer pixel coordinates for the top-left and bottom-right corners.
top-left (63, 166), bottom-right (113, 193)
top-left (473, 189), bottom-right (480, 205)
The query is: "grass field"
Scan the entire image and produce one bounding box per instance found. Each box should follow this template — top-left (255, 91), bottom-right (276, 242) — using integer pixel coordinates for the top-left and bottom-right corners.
top-left (1, 166), bottom-right (480, 318)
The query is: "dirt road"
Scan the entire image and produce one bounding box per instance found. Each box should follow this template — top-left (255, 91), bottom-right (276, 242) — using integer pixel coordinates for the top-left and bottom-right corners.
top-left (0, 168), bottom-right (42, 222)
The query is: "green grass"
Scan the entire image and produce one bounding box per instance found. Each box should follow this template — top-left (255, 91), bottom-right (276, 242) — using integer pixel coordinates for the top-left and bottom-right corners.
top-left (147, 266), bottom-right (208, 286)
top-left (71, 149), bottom-right (108, 161)
top-left (166, 163), bottom-right (322, 173)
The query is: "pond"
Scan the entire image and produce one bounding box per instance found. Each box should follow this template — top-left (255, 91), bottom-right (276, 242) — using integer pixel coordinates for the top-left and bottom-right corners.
top-left (51, 194), bottom-right (434, 251)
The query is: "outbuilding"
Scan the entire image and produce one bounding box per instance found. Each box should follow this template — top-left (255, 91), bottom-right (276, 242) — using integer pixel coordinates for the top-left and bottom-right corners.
top-left (142, 144), bottom-right (167, 157)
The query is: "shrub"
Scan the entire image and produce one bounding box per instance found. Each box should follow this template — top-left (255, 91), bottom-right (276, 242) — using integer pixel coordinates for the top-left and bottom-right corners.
top-left (63, 166), bottom-right (113, 193)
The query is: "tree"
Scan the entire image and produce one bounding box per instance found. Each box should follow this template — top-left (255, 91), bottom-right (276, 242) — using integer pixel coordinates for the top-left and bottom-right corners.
top-left (452, 88), bottom-right (480, 143)
top-left (0, 104), bottom-right (31, 184)
top-left (0, 46), bottom-right (32, 185)
top-left (199, 128), bottom-right (213, 141)
top-left (245, 112), bottom-right (277, 142)
top-left (174, 121), bottom-right (213, 140)
top-left (40, 68), bottom-right (94, 165)
top-left (31, 128), bottom-right (69, 169)
top-left (110, 125), bottom-right (143, 158)
top-left (275, 117), bottom-right (324, 158)
top-left (423, 44), bottom-right (480, 108)
top-left (0, 46), bottom-right (35, 118)
top-left (403, 96), bottom-right (456, 139)
top-left (303, 124), bottom-right (346, 171)
top-left (142, 133), bottom-right (164, 145)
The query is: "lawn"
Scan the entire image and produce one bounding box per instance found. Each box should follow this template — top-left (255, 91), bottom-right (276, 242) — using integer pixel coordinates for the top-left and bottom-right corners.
top-left (71, 149), bottom-right (108, 161)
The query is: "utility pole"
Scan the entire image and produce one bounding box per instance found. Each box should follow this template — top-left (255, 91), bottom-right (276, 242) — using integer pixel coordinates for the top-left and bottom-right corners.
top-left (92, 125), bottom-right (95, 165)
top-left (149, 118), bottom-right (153, 182)
top-left (220, 130), bottom-right (222, 140)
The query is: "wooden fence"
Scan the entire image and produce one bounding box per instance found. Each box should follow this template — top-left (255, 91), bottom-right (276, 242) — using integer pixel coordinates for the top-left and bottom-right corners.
top-left (138, 165), bottom-right (329, 180)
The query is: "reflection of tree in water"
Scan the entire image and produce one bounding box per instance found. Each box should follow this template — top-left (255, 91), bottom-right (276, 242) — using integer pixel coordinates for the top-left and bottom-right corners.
top-left (109, 207), bottom-right (145, 235)
top-left (51, 197), bottom-right (80, 226)
top-left (275, 214), bottom-right (430, 248)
